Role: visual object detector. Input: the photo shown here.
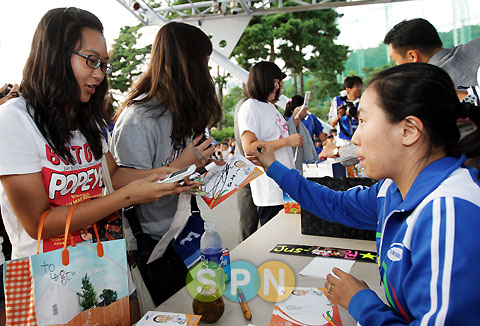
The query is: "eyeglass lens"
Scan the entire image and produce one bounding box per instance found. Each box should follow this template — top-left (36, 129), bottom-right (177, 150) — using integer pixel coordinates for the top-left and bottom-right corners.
top-left (82, 54), bottom-right (112, 74)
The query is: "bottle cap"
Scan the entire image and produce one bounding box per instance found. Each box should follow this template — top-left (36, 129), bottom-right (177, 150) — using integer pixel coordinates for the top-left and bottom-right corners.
top-left (205, 221), bottom-right (216, 231)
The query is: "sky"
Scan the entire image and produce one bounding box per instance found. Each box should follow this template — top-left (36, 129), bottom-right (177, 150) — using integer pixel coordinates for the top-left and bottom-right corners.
top-left (1, 0), bottom-right (479, 85)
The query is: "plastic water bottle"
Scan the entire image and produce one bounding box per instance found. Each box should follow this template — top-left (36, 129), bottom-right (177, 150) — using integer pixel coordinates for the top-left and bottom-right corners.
top-left (200, 221), bottom-right (223, 269)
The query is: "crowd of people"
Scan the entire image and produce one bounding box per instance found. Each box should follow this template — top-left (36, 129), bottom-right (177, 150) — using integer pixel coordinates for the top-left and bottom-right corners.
top-left (0, 7), bottom-right (479, 326)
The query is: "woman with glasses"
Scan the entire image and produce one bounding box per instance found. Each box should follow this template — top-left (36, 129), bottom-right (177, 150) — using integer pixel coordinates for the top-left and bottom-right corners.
top-left (249, 63), bottom-right (480, 324)
top-left (111, 22), bottom-right (222, 305)
top-left (237, 61), bottom-right (303, 229)
top-left (0, 8), bottom-right (189, 323)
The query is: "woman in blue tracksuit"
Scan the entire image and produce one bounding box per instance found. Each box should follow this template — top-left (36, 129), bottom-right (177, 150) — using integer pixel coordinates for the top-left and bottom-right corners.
top-left (250, 63), bottom-right (480, 325)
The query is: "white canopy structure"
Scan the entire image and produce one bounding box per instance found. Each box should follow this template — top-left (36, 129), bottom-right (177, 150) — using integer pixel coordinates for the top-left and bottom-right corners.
top-left (115, 0), bottom-right (415, 86)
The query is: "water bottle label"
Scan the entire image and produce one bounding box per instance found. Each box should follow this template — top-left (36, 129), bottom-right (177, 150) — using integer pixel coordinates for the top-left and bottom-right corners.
top-left (201, 250), bottom-right (223, 267)
top-left (221, 249), bottom-right (231, 283)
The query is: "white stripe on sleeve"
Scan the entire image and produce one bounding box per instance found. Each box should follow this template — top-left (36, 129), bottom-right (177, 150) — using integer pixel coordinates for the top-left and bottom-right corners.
top-left (421, 198), bottom-right (441, 326)
top-left (435, 197), bottom-right (455, 326)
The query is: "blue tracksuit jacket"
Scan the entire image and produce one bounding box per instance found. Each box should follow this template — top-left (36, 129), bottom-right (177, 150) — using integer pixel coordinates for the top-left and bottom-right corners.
top-left (267, 155), bottom-right (480, 325)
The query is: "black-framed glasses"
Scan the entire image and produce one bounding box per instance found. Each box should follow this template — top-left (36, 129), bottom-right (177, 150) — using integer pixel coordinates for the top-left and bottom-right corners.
top-left (73, 51), bottom-right (113, 74)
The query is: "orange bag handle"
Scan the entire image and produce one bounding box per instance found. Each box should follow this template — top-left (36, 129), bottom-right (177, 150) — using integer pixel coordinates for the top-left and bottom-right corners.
top-left (36, 210), bottom-right (51, 255)
top-left (92, 223), bottom-right (104, 258)
top-left (62, 205), bottom-right (78, 266)
top-left (36, 205), bottom-right (103, 266)
top-left (36, 208), bottom-right (78, 256)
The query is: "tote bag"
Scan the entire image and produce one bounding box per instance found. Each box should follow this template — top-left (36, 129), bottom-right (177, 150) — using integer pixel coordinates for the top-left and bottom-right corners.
top-left (3, 206), bottom-right (130, 326)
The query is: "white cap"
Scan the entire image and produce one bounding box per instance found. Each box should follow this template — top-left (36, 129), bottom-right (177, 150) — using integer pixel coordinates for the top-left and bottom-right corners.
top-left (204, 162), bottom-right (217, 171)
top-left (205, 221), bottom-right (216, 231)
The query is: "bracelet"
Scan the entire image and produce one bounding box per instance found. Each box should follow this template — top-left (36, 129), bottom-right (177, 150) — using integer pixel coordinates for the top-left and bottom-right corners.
top-left (192, 145), bottom-right (206, 163)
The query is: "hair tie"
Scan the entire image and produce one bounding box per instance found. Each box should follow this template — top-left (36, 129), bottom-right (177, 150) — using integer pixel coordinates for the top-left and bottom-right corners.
top-left (287, 98), bottom-right (293, 103)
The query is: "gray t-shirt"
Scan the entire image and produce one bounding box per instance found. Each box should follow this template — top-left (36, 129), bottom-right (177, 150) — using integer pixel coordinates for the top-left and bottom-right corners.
top-left (429, 36), bottom-right (480, 88)
top-left (111, 96), bottom-right (187, 239)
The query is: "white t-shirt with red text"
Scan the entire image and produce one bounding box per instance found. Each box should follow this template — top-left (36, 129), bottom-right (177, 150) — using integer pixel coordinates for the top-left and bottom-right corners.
top-left (238, 98), bottom-right (294, 206)
top-left (0, 97), bottom-right (107, 259)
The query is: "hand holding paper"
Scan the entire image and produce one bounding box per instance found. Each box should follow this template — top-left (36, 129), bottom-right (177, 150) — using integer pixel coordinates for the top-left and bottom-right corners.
top-left (325, 267), bottom-right (370, 310)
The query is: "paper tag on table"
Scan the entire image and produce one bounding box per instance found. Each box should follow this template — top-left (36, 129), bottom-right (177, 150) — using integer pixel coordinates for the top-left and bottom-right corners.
top-left (299, 256), bottom-right (355, 279)
top-left (136, 311), bottom-right (201, 326)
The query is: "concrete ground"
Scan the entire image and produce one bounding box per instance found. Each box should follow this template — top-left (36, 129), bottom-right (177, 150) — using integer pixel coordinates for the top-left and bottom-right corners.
top-left (196, 191), bottom-right (242, 251)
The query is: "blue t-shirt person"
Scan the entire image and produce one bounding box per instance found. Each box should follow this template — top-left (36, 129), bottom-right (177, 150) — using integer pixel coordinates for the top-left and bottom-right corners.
top-left (335, 96), bottom-right (358, 141)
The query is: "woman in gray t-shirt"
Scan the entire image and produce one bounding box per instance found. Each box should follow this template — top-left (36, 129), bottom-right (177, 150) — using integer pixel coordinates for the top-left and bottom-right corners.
top-left (111, 22), bottom-right (222, 306)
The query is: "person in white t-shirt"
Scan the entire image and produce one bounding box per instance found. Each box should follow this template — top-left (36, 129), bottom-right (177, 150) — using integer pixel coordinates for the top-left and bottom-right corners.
top-left (0, 8), bottom-right (190, 324)
top-left (238, 61), bottom-right (303, 227)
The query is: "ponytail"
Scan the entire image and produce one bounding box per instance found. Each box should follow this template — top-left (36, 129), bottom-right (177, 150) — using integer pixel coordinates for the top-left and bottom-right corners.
top-left (452, 100), bottom-right (480, 158)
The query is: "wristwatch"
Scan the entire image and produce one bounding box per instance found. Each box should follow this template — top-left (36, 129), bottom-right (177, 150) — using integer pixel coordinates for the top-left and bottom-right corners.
top-left (333, 147), bottom-right (339, 156)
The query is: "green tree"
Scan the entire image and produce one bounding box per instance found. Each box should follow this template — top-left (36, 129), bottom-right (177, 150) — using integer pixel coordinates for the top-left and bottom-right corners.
top-left (109, 24), bottom-right (151, 108)
top-left (231, 6), bottom-right (348, 101)
top-left (277, 8), bottom-right (348, 95)
top-left (231, 15), bottom-right (277, 69)
top-left (79, 274), bottom-right (98, 310)
top-left (361, 63), bottom-right (394, 85)
top-left (213, 67), bottom-right (231, 129)
top-left (99, 289), bottom-right (118, 306)
top-left (220, 85), bottom-right (243, 129)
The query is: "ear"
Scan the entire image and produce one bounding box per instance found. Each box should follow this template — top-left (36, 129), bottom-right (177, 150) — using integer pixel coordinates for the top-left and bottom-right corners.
top-left (405, 49), bottom-right (422, 63)
top-left (400, 116), bottom-right (424, 146)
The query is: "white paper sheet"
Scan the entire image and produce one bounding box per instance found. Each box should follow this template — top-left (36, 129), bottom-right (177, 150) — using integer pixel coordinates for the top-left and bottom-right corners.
top-left (299, 256), bottom-right (355, 279)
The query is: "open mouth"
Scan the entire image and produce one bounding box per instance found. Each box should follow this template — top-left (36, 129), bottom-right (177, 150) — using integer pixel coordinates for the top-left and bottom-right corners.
top-left (87, 85), bottom-right (96, 94)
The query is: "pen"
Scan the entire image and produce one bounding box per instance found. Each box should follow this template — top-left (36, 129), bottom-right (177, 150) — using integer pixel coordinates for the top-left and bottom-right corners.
top-left (179, 162), bottom-right (216, 186)
top-left (237, 288), bottom-right (252, 321)
top-left (189, 162), bottom-right (216, 181)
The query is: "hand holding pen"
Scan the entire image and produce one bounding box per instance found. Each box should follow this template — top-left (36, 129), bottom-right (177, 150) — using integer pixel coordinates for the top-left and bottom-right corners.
top-left (246, 144), bottom-right (276, 170)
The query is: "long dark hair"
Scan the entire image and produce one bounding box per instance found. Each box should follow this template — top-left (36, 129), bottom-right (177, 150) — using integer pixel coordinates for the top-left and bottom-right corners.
top-left (117, 22), bottom-right (221, 142)
top-left (21, 8), bottom-right (108, 162)
top-left (368, 63), bottom-right (480, 158)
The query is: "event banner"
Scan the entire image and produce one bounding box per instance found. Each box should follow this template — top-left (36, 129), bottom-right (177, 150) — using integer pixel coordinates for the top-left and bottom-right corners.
top-left (270, 244), bottom-right (377, 263)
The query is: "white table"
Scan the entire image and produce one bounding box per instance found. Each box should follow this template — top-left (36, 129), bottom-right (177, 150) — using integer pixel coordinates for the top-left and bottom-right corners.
top-left (155, 212), bottom-right (385, 326)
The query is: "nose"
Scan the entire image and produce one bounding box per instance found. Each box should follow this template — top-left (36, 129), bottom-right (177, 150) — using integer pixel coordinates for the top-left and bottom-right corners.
top-left (91, 65), bottom-right (105, 81)
top-left (351, 129), bottom-right (360, 146)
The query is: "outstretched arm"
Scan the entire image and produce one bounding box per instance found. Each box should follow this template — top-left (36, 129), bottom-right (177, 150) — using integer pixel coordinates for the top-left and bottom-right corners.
top-left (0, 167), bottom-right (189, 240)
